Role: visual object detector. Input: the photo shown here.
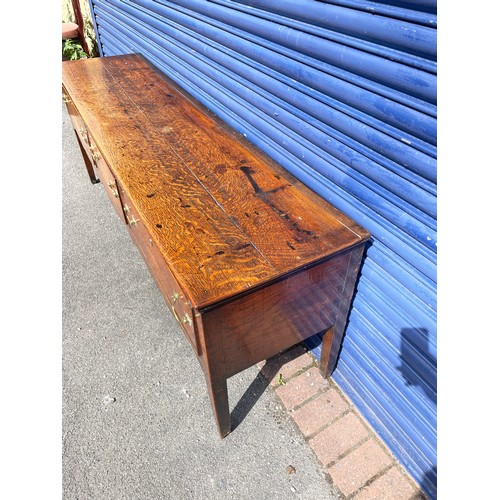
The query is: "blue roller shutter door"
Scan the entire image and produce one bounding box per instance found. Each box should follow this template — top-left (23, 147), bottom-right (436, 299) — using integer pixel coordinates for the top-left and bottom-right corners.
top-left (88, 1), bottom-right (437, 497)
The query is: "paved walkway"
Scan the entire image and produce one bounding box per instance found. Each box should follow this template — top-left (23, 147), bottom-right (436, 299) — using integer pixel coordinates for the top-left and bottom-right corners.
top-left (257, 346), bottom-right (426, 499)
top-left (62, 101), bottom-right (425, 499)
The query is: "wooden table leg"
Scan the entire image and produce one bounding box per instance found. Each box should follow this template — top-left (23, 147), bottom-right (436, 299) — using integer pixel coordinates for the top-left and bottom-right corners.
top-left (200, 313), bottom-right (232, 438)
top-left (319, 326), bottom-right (340, 378)
top-left (207, 376), bottom-right (231, 438)
top-left (319, 245), bottom-right (366, 378)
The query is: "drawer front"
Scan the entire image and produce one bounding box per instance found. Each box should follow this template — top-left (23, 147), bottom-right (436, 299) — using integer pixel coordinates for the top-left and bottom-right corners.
top-left (90, 145), bottom-right (127, 225)
top-left (119, 188), bottom-right (201, 354)
top-left (62, 90), bottom-right (94, 160)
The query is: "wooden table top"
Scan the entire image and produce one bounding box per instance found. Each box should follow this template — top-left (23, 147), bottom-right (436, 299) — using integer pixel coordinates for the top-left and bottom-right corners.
top-left (62, 53), bottom-right (369, 309)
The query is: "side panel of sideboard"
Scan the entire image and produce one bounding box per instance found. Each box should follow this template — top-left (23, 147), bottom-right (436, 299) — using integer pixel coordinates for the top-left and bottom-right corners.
top-left (196, 243), bottom-right (366, 436)
top-left (199, 245), bottom-right (365, 380)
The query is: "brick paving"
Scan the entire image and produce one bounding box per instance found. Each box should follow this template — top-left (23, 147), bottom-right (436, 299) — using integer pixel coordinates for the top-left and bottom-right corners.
top-left (257, 344), bottom-right (427, 499)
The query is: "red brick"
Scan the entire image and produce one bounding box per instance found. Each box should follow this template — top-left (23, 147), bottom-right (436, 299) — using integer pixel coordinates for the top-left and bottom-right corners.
top-left (259, 346), bottom-right (313, 386)
top-left (327, 439), bottom-right (393, 497)
top-left (275, 367), bottom-right (330, 409)
top-left (309, 412), bottom-right (369, 465)
top-left (291, 388), bottom-right (349, 437)
top-left (353, 466), bottom-right (421, 500)
top-left (279, 352), bottom-right (315, 380)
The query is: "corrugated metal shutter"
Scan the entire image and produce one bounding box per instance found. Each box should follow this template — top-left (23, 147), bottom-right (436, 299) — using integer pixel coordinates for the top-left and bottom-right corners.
top-left (88, 1), bottom-right (437, 497)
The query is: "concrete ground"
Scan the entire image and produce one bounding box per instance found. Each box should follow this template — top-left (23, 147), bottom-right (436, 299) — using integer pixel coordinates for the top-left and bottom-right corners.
top-left (62, 101), bottom-right (339, 499)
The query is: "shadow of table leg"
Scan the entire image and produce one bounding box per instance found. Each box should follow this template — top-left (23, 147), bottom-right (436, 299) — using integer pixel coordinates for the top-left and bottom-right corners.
top-left (230, 345), bottom-right (308, 431)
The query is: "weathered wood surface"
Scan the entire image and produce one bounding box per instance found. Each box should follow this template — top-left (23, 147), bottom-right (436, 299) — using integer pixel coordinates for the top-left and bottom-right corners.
top-left (62, 53), bottom-right (369, 310)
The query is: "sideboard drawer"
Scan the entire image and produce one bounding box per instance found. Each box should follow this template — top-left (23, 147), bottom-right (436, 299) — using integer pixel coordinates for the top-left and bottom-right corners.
top-left (63, 89), bottom-right (95, 164)
top-left (91, 150), bottom-right (127, 225)
top-left (119, 188), bottom-right (201, 355)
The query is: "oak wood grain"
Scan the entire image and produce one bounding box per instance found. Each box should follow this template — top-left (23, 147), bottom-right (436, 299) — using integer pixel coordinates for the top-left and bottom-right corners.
top-left (62, 54), bottom-right (369, 309)
top-left (101, 56), bottom-right (363, 269)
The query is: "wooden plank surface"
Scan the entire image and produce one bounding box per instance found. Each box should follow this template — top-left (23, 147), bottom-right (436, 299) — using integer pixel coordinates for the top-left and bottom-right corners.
top-left (62, 54), bottom-right (369, 308)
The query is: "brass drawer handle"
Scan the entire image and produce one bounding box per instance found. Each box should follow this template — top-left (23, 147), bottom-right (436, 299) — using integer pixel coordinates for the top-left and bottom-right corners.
top-left (107, 180), bottom-right (119, 198)
top-left (79, 127), bottom-right (88, 143)
top-left (62, 94), bottom-right (71, 103)
top-left (172, 306), bottom-right (192, 327)
top-left (89, 145), bottom-right (101, 161)
top-left (172, 292), bottom-right (181, 303)
top-left (181, 313), bottom-right (193, 327)
top-left (123, 203), bottom-right (139, 225)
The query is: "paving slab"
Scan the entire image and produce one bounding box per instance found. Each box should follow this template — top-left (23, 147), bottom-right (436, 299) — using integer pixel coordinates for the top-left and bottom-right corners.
top-left (62, 101), bottom-right (339, 500)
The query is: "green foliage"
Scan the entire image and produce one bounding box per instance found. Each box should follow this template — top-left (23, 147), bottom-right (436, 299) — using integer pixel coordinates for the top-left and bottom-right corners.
top-left (62, 39), bottom-right (88, 60)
